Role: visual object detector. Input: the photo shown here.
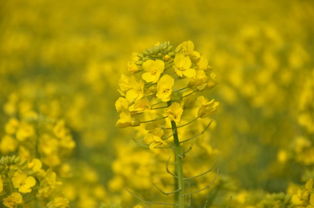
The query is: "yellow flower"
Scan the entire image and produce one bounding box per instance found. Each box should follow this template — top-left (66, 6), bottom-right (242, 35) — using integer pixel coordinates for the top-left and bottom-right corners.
top-left (277, 150), bottom-right (288, 163)
top-left (108, 176), bottom-right (123, 191)
top-left (197, 56), bottom-right (209, 70)
top-left (144, 128), bottom-right (165, 145)
top-left (47, 197), bottom-right (70, 208)
top-left (37, 170), bottom-right (61, 198)
top-left (125, 80), bottom-right (144, 102)
top-left (0, 135), bottom-right (17, 154)
top-left (12, 171), bottom-right (36, 193)
top-left (5, 118), bottom-right (19, 135)
top-left (53, 120), bottom-right (68, 139)
top-left (115, 97), bottom-right (129, 113)
top-left (197, 96), bottom-right (219, 118)
top-left (189, 70), bottom-right (208, 91)
top-left (116, 112), bottom-right (139, 128)
top-left (119, 75), bottom-right (144, 102)
top-left (129, 98), bottom-right (150, 113)
top-left (176, 40), bottom-right (195, 53)
top-left (166, 102), bottom-right (183, 123)
top-left (3, 192), bottom-right (23, 208)
top-left (128, 61), bottom-right (139, 73)
top-left (128, 53), bottom-right (140, 73)
top-left (176, 40), bottom-right (200, 59)
top-left (156, 74), bottom-right (174, 102)
top-left (141, 59), bottom-right (165, 83)
top-left (28, 158), bottom-right (43, 173)
top-left (16, 122), bottom-right (34, 141)
top-left (174, 53), bottom-right (195, 78)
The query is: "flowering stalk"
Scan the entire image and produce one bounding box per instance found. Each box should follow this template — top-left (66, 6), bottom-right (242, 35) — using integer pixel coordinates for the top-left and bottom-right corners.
top-left (170, 117), bottom-right (185, 208)
top-left (115, 41), bottom-right (218, 207)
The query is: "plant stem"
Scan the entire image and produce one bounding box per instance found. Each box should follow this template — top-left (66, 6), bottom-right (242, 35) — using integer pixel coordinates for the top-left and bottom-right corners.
top-left (171, 120), bottom-right (185, 208)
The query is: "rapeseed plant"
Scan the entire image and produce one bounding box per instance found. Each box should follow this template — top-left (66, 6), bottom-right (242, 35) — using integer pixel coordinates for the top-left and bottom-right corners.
top-left (0, 0), bottom-right (313, 207)
top-left (115, 41), bottom-right (218, 207)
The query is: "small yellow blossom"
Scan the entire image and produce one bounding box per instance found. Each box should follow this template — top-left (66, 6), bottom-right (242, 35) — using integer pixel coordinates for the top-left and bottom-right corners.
top-left (141, 59), bottom-right (165, 83)
top-left (197, 56), bottom-right (209, 70)
top-left (115, 97), bottom-right (129, 113)
top-left (47, 197), bottom-right (70, 208)
top-left (166, 102), bottom-right (183, 123)
top-left (0, 135), bottom-right (17, 153)
top-left (108, 176), bottom-right (124, 191)
top-left (5, 118), bottom-right (19, 135)
top-left (3, 192), bottom-right (23, 208)
top-left (277, 150), bottom-right (288, 163)
top-left (28, 158), bottom-right (43, 173)
top-left (197, 96), bottom-right (219, 118)
top-left (128, 53), bottom-right (140, 73)
top-left (174, 53), bottom-right (195, 78)
top-left (119, 75), bottom-right (144, 102)
top-left (176, 40), bottom-right (200, 59)
top-left (128, 61), bottom-right (139, 73)
top-left (16, 122), bottom-right (35, 141)
top-left (129, 97), bottom-right (150, 113)
top-left (189, 70), bottom-right (208, 91)
top-left (116, 112), bottom-right (139, 128)
top-left (53, 120), bottom-right (68, 139)
top-left (38, 170), bottom-right (61, 198)
top-left (126, 80), bottom-right (144, 102)
top-left (144, 128), bottom-right (165, 145)
top-left (156, 74), bottom-right (174, 102)
top-left (12, 171), bottom-right (37, 193)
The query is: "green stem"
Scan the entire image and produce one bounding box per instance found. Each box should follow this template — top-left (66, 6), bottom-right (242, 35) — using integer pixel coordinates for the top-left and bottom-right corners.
top-left (171, 120), bottom-right (185, 208)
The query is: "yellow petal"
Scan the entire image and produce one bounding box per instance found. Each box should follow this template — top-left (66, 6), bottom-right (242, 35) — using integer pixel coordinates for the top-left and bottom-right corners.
top-left (156, 74), bottom-right (174, 102)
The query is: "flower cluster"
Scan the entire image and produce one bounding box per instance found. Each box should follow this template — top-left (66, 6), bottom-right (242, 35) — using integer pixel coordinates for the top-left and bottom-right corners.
top-left (116, 41), bottom-right (218, 150)
top-left (0, 91), bottom-right (74, 208)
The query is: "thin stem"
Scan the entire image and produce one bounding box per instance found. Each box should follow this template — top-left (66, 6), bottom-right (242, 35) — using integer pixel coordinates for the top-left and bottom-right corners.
top-left (169, 107), bottom-right (185, 208)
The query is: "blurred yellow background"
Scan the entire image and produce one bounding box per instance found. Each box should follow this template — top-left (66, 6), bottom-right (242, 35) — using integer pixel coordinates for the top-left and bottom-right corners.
top-left (0, 0), bottom-right (313, 207)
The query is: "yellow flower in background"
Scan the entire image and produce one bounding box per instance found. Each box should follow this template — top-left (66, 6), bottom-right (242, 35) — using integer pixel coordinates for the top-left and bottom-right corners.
top-left (197, 56), bottom-right (209, 70)
top-left (47, 197), bottom-right (70, 208)
top-left (3, 192), bottom-right (23, 208)
top-left (174, 53), bottom-right (195, 78)
top-left (28, 158), bottom-right (43, 173)
top-left (197, 96), bottom-right (219, 118)
top-left (176, 40), bottom-right (195, 53)
top-left (0, 0), bottom-right (313, 206)
top-left (12, 171), bottom-right (36, 193)
top-left (141, 59), bottom-right (165, 83)
top-left (166, 102), bottom-right (183, 123)
top-left (16, 122), bottom-right (35, 141)
top-left (156, 74), bottom-right (174, 102)
top-left (5, 118), bottom-right (19, 135)
top-left (0, 135), bottom-right (17, 153)
top-left (53, 120), bottom-right (68, 139)
top-left (176, 40), bottom-right (200, 59)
